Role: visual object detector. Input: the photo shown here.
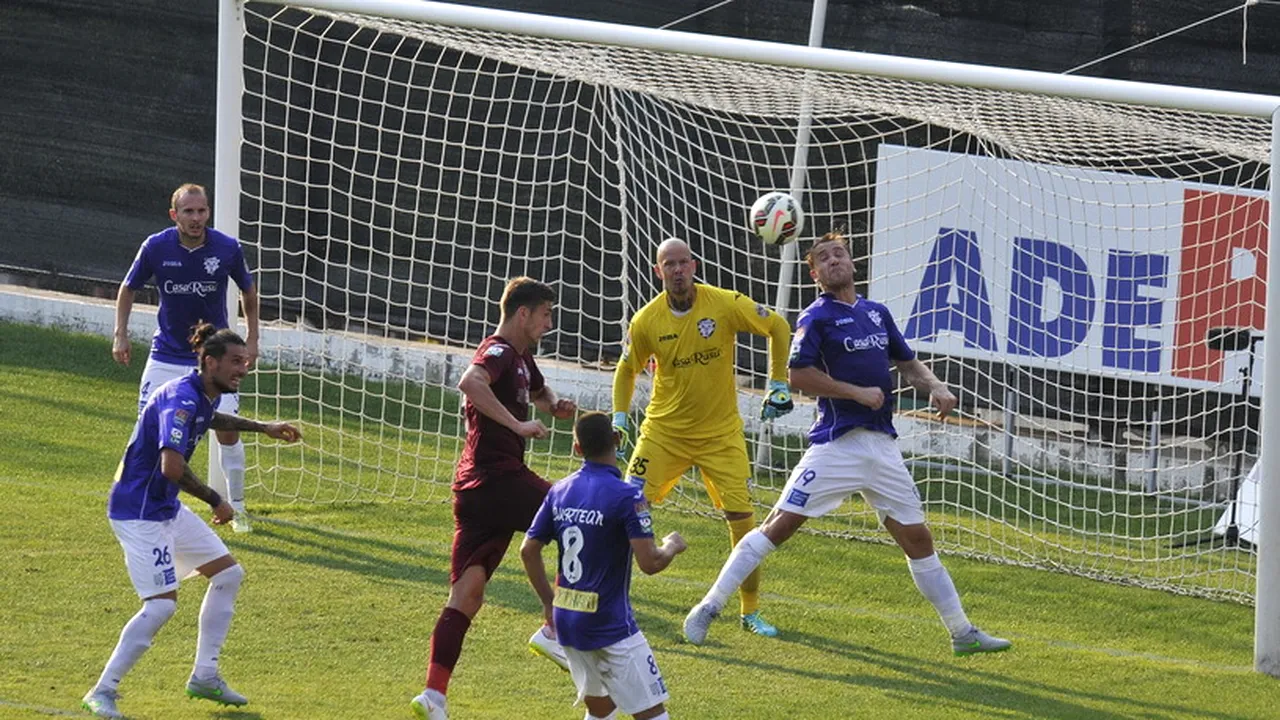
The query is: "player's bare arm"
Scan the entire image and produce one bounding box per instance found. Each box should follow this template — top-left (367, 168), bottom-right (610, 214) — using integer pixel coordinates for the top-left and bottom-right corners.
top-left (894, 358), bottom-right (957, 419)
top-left (112, 284), bottom-right (136, 365)
top-left (160, 448), bottom-right (233, 523)
top-left (240, 286), bottom-right (261, 367)
top-left (789, 365), bottom-right (884, 409)
top-left (531, 385), bottom-right (576, 419)
top-left (209, 413), bottom-right (302, 441)
top-left (631, 532), bottom-right (687, 575)
top-left (458, 363), bottom-right (548, 438)
top-left (519, 536), bottom-right (557, 630)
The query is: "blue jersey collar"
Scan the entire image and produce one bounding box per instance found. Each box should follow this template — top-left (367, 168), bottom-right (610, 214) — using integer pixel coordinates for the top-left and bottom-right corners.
top-left (581, 460), bottom-right (623, 478)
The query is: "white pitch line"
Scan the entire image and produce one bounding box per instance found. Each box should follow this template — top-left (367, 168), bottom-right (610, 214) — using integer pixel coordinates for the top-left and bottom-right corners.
top-left (0, 697), bottom-right (87, 717)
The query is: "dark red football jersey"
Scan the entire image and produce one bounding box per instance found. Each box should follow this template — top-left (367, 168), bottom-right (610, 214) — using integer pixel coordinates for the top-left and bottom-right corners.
top-left (454, 335), bottom-right (545, 491)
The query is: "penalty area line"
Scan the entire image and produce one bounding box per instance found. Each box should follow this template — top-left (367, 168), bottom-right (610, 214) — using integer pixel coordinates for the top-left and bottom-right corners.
top-left (0, 697), bottom-right (87, 717)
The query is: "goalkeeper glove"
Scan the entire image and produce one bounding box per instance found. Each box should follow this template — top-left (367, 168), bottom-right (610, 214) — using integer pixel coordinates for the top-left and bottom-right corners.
top-left (761, 380), bottom-right (794, 420)
top-left (612, 411), bottom-right (633, 463)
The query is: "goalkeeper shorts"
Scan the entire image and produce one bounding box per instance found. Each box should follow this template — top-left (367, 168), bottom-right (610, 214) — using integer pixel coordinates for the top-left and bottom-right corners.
top-left (625, 428), bottom-right (753, 514)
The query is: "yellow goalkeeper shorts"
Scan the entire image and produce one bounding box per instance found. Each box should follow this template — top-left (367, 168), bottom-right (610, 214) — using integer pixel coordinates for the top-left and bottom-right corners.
top-left (626, 427), bottom-right (753, 513)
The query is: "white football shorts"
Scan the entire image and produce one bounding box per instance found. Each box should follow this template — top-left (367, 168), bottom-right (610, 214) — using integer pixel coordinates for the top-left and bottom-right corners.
top-left (109, 504), bottom-right (230, 598)
top-left (775, 428), bottom-right (926, 525)
top-left (139, 358), bottom-right (239, 416)
top-left (563, 631), bottom-right (669, 715)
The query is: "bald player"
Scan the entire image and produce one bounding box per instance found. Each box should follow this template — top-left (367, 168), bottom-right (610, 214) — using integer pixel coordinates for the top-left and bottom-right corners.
top-left (612, 238), bottom-right (793, 638)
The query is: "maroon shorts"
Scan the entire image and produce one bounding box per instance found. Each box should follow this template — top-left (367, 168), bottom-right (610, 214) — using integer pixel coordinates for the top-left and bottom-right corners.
top-left (450, 468), bottom-right (551, 584)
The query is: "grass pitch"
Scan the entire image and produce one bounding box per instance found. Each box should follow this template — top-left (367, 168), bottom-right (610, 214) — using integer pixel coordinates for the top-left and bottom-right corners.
top-left (0, 322), bottom-right (1274, 719)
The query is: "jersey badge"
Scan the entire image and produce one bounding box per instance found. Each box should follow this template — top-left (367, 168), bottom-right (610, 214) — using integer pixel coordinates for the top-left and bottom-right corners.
top-left (203, 256), bottom-right (221, 275)
top-left (697, 317), bottom-right (716, 338)
top-left (484, 344), bottom-right (506, 358)
top-left (867, 309), bottom-right (882, 327)
top-left (755, 303), bottom-right (769, 318)
top-left (174, 409), bottom-right (189, 426)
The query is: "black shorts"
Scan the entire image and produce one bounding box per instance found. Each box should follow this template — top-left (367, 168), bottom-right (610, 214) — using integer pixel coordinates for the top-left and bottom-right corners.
top-left (450, 468), bottom-right (550, 584)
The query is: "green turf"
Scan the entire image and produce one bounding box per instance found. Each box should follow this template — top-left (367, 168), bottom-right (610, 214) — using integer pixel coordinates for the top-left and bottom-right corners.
top-left (0, 321), bottom-right (1275, 719)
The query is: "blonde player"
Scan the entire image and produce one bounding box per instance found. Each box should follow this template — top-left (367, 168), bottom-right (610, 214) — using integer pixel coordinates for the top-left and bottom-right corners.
top-left (612, 238), bottom-right (793, 637)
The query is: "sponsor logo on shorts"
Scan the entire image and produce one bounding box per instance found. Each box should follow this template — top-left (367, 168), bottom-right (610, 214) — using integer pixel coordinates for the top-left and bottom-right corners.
top-left (163, 568), bottom-right (176, 584)
top-left (786, 488), bottom-right (810, 507)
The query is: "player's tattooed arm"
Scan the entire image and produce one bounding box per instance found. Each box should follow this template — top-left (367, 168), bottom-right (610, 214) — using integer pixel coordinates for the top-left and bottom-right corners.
top-left (211, 413), bottom-right (304, 442)
top-left (210, 413), bottom-right (267, 433)
top-left (159, 448), bottom-right (223, 507)
top-left (177, 463), bottom-right (224, 507)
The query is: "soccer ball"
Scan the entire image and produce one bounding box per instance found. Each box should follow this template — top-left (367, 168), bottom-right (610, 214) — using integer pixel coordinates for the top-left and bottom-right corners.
top-left (749, 191), bottom-right (804, 245)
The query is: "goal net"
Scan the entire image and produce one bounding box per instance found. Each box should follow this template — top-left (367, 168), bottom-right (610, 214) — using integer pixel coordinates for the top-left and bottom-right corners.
top-left (230, 1), bottom-right (1274, 603)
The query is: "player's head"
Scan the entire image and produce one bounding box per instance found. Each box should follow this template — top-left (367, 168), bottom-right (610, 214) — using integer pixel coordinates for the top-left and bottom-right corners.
top-left (805, 231), bottom-right (855, 293)
top-left (190, 322), bottom-right (250, 394)
top-left (573, 411), bottom-right (617, 463)
top-left (170, 184), bottom-right (210, 242)
top-left (654, 238), bottom-right (697, 298)
top-left (499, 276), bottom-right (556, 345)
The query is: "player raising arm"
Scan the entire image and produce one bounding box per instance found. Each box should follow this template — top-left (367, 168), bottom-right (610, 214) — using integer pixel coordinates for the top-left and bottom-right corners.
top-left (82, 324), bottom-right (301, 719)
top-left (112, 184), bottom-right (260, 532)
top-left (522, 412), bottom-right (686, 720)
top-left (683, 232), bottom-right (1011, 657)
top-left (411, 277), bottom-right (578, 720)
top-left (612, 238), bottom-right (792, 638)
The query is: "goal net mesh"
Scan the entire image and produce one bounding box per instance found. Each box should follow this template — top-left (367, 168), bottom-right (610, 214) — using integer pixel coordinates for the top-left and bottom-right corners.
top-left (235, 2), bottom-right (1272, 603)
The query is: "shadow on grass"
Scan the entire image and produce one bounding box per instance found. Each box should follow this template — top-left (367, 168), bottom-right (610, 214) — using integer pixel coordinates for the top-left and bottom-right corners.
top-left (660, 626), bottom-right (1255, 720)
top-left (234, 516), bottom-right (550, 617)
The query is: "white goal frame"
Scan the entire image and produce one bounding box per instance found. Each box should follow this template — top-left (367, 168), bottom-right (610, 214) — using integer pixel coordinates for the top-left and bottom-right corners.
top-left (215, 0), bottom-right (1280, 675)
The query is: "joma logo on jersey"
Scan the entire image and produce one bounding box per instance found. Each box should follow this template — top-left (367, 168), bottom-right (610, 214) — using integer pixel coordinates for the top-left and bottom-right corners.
top-left (671, 348), bottom-right (722, 368)
top-left (658, 333), bottom-right (678, 342)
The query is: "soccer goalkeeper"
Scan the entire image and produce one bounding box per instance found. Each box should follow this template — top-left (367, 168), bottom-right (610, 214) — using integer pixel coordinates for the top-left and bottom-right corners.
top-left (612, 237), bottom-right (793, 637)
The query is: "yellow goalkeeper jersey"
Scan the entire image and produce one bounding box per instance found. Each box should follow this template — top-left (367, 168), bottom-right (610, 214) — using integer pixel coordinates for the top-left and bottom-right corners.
top-left (613, 284), bottom-right (790, 440)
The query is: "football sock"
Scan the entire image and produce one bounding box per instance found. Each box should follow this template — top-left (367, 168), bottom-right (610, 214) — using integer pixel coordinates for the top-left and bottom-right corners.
top-left (426, 607), bottom-right (472, 695)
top-left (193, 564), bottom-right (245, 679)
top-left (585, 711), bottom-right (617, 720)
top-left (219, 441), bottom-right (247, 510)
top-left (96, 598), bottom-right (177, 692)
top-left (907, 554), bottom-right (972, 637)
top-left (727, 516), bottom-right (762, 615)
top-left (703, 529), bottom-right (776, 611)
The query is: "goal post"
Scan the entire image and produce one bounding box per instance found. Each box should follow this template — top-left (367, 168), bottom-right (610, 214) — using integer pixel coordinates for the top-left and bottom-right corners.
top-left (217, 0), bottom-right (1280, 674)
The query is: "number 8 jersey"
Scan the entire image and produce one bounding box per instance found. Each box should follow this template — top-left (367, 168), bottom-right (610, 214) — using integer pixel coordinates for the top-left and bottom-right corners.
top-left (526, 460), bottom-right (656, 651)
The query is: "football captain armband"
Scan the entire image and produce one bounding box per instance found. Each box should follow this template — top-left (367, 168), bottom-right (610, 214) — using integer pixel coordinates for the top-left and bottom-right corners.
top-left (553, 585), bottom-right (599, 613)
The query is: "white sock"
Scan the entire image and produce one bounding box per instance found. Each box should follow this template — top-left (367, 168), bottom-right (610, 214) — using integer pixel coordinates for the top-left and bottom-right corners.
top-left (702, 529), bottom-right (776, 611)
top-left (425, 688), bottom-right (447, 707)
top-left (193, 564), bottom-right (245, 679)
top-left (907, 554), bottom-right (971, 637)
top-left (219, 441), bottom-right (246, 510)
top-left (585, 711), bottom-right (617, 720)
top-left (95, 598), bottom-right (177, 692)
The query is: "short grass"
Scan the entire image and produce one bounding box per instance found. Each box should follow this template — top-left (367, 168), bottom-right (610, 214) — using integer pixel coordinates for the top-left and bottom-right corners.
top-left (0, 321), bottom-right (1276, 719)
